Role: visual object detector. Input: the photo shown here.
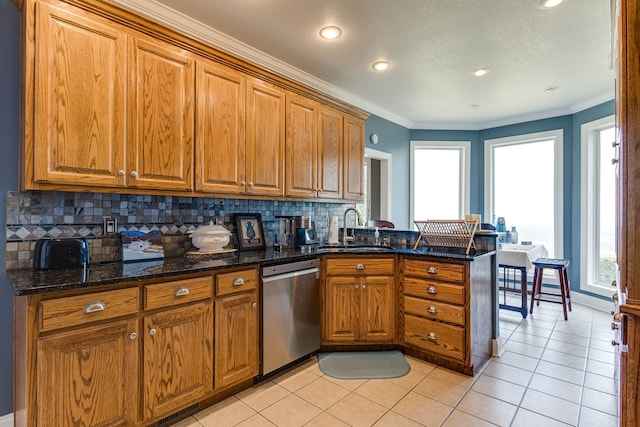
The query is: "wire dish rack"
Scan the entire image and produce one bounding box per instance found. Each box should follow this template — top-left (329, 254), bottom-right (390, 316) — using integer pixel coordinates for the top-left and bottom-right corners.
top-left (413, 219), bottom-right (480, 254)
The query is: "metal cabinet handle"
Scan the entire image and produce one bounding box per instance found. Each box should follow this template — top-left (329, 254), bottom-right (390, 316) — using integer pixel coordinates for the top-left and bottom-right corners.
top-left (612, 158), bottom-right (619, 165)
top-left (612, 293), bottom-right (619, 301)
top-left (427, 332), bottom-right (437, 341)
top-left (427, 266), bottom-right (437, 274)
top-left (355, 284), bottom-right (360, 290)
top-left (611, 322), bottom-right (620, 330)
top-left (355, 264), bottom-right (365, 270)
top-left (174, 286), bottom-right (190, 297)
top-left (241, 181), bottom-right (247, 186)
top-left (427, 286), bottom-right (437, 294)
top-left (129, 332), bottom-right (138, 340)
top-left (252, 302), bottom-right (257, 309)
top-left (118, 170), bottom-right (125, 176)
top-left (233, 277), bottom-right (245, 286)
top-left (613, 312), bottom-right (622, 322)
top-left (427, 306), bottom-right (438, 314)
top-left (249, 182), bottom-right (254, 187)
top-left (149, 328), bottom-right (157, 336)
top-left (612, 280), bottom-right (617, 287)
top-left (362, 285), bottom-right (366, 290)
top-left (612, 340), bottom-right (620, 347)
top-left (84, 301), bottom-right (106, 314)
top-left (131, 171), bottom-right (138, 178)
top-left (612, 141), bottom-right (619, 147)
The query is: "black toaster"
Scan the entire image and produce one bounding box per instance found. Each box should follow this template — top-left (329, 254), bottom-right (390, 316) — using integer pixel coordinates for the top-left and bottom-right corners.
top-left (33, 237), bottom-right (89, 270)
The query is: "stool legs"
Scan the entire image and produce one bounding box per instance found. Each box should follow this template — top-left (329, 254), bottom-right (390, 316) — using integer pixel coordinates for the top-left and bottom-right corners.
top-left (529, 265), bottom-right (571, 320)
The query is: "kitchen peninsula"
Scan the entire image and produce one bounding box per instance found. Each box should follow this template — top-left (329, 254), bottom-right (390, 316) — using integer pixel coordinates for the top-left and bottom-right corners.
top-left (9, 240), bottom-right (497, 427)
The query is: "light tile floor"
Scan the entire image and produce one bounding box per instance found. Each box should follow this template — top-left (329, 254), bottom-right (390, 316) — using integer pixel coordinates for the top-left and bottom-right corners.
top-left (174, 297), bottom-right (618, 427)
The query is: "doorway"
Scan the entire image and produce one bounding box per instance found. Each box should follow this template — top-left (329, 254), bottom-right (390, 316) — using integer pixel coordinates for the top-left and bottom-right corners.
top-left (358, 148), bottom-right (392, 224)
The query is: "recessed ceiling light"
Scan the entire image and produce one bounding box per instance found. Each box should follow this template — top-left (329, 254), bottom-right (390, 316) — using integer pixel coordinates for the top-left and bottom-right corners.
top-left (372, 61), bottom-right (390, 71)
top-left (543, 0), bottom-right (564, 8)
top-left (472, 68), bottom-right (489, 77)
top-left (544, 86), bottom-right (559, 93)
top-left (319, 26), bottom-right (342, 40)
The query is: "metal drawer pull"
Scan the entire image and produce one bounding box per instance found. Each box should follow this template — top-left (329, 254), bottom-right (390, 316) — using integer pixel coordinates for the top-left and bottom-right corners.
top-left (355, 284), bottom-right (360, 289)
top-left (427, 266), bottom-right (438, 274)
top-left (362, 285), bottom-right (367, 290)
top-left (84, 301), bottom-right (106, 314)
top-left (427, 286), bottom-right (437, 294)
top-left (427, 332), bottom-right (437, 340)
top-left (149, 328), bottom-right (157, 336)
top-left (427, 306), bottom-right (438, 314)
top-left (129, 332), bottom-right (138, 340)
top-left (174, 286), bottom-right (190, 297)
top-left (252, 303), bottom-right (257, 309)
top-left (355, 264), bottom-right (365, 270)
top-left (233, 277), bottom-right (245, 286)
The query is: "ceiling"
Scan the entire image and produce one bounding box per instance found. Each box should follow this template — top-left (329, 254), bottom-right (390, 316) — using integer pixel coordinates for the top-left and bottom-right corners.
top-left (112, 0), bottom-right (614, 130)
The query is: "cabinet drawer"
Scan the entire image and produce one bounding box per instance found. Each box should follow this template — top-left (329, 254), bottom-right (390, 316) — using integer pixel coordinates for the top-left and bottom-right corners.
top-left (404, 295), bottom-right (464, 326)
top-left (403, 277), bottom-right (465, 304)
top-left (326, 257), bottom-right (395, 275)
top-left (40, 288), bottom-right (138, 331)
top-left (216, 268), bottom-right (258, 296)
top-left (404, 259), bottom-right (465, 283)
top-left (404, 314), bottom-right (465, 361)
top-left (145, 276), bottom-right (213, 310)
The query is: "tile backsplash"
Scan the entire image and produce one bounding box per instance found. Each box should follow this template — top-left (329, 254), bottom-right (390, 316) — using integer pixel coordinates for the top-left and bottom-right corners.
top-left (6, 191), bottom-right (354, 269)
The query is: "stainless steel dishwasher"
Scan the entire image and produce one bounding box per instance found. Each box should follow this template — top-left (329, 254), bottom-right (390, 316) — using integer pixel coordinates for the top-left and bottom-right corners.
top-left (261, 258), bottom-right (320, 376)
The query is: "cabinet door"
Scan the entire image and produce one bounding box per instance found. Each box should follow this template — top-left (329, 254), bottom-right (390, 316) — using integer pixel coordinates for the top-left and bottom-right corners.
top-left (285, 92), bottom-right (318, 198)
top-left (246, 78), bottom-right (285, 196)
top-left (128, 36), bottom-right (195, 191)
top-left (343, 115), bottom-right (365, 201)
top-left (361, 275), bottom-right (395, 342)
top-left (317, 106), bottom-right (343, 199)
top-left (195, 60), bottom-right (246, 194)
top-left (324, 276), bottom-right (360, 342)
top-left (143, 301), bottom-right (213, 420)
top-left (33, 1), bottom-right (126, 188)
top-left (214, 291), bottom-right (258, 388)
top-left (37, 319), bottom-right (138, 427)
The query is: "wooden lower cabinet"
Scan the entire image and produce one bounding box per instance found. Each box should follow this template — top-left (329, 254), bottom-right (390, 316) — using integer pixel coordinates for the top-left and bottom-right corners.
top-left (36, 318), bottom-right (139, 427)
top-left (143, 300), bottom-right (214, 420)
top-left (401, 256), bottom-right (494, 375)
top-left (323, 257), bottom-right (395, 343)
top-left (214, 291), bottom-right (259, 388)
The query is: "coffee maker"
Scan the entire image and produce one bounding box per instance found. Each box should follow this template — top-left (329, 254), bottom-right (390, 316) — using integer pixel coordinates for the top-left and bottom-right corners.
top-left (274, 216), bottom-right (295, 250)
top-left (294, 215), bottom-right (319, 247)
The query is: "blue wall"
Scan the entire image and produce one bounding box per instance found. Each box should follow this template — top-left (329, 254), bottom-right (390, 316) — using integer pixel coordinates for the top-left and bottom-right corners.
top-left (364, 116), bottom-right (411, 228)
top-left (1, 0), bottom-right (20, 416)
top-left (366, 100), bottom-right (615, 298)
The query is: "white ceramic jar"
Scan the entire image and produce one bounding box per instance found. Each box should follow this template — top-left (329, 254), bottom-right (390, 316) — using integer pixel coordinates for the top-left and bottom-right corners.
top-left (188, 221), bottom-right (231, 252)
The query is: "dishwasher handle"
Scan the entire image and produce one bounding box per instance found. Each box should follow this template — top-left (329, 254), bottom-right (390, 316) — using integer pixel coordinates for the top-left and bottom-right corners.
top-left (261, 267), bottom-right (319, 283)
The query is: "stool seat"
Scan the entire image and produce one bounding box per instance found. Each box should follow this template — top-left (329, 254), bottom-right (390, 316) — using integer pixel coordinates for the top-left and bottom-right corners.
top-left (530, 257), bottom-right (572, 320)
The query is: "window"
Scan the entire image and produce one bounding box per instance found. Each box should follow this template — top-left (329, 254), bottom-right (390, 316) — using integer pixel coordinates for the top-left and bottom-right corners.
top-left (581, 115), bottom-right (616, 296)
top-left (484, 130), bottom-right (564, 258)
top-left (410, 141), bottom-right (471, 225)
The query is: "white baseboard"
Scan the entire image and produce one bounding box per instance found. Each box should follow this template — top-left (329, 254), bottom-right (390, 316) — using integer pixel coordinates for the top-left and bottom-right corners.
top-left (571, 292), bottom-right (614, 313)
top-left (0, 413), bottom-right (13, 427)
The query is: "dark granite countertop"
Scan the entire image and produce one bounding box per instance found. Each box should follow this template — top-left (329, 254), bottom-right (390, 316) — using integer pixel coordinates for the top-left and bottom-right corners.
top-left (7, 245), bottom-right (496, 295)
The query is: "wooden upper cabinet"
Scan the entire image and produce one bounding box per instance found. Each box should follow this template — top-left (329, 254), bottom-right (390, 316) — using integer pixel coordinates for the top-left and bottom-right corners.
top-left (32, 1), bottom-right (127, 187)
top-left (246, 78), bottom-right (286, 196)
top-left (343, 115), bottom-right (365, 201)
top-left (285, 92), bottom-right (318, 198)
top-left (317, 105), bottom-right (343, 200)
top-left (128, 36), bottom-right (195, 191)
top-left (195, 59), bottom-right (246, 194)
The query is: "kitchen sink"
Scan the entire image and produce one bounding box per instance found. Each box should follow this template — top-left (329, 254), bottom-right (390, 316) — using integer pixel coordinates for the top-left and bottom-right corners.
top-left (319, 245), bottom-right (395, 253)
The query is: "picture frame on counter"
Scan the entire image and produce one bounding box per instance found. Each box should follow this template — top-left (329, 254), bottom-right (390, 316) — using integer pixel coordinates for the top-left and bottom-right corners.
top-left (235, 213), bottom-right (266, 251)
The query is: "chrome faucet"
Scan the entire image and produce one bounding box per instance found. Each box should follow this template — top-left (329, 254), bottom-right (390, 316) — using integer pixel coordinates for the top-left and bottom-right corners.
top-left (342, 208), bottom-right (362, 246)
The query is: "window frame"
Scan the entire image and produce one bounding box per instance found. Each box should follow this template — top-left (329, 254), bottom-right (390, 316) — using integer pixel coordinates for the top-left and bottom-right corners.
top-left (409, 140), bottom-right (471, 227)
top-left (580, 115), bottom-right (616, 297)
top-left (484, 129), bottom-right (564, 263)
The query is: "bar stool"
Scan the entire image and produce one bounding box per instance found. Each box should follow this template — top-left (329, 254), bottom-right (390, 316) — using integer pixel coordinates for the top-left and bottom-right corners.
top-left (529, 258), bottom-right (572, 320)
